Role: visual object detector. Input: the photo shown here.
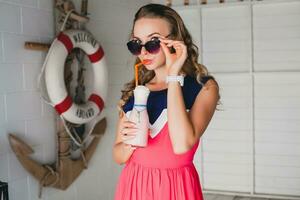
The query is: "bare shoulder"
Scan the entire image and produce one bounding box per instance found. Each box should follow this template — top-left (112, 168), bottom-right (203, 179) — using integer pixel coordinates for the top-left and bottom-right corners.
top-left (202, 78), bottom-right (219, 92)
top-left (195, 78), bottom-right (220, 106)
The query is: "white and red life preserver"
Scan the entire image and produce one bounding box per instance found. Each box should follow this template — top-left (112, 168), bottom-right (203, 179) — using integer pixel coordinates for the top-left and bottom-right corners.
top-left (45, 29), bottom-right (108, 124)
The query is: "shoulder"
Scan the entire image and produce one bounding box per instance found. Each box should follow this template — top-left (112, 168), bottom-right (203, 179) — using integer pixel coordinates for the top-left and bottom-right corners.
top-left (202, 77), bottom-right (219, 90)
top-left (184, 74), bottom-right (217, 90)
top-left (189, 75), bottom-right (219, 118)
top-left (184, 74), bottom-right (219, 105)
top-left (181, 74), bottom-right (204, 109)
top-left (198, 77), bottom-right (220, 102)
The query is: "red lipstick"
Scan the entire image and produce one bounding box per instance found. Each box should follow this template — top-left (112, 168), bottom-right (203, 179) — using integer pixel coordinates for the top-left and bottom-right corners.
top-left (143, 59), bottom-right (153, 65)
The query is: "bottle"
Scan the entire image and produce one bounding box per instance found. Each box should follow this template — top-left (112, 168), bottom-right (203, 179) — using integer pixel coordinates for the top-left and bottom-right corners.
top-left (124, 85), bottom-right (150, 147)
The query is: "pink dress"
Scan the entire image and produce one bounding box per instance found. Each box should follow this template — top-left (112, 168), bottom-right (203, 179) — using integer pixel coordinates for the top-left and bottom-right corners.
top-left (114, 75), bottom-right (210, 200)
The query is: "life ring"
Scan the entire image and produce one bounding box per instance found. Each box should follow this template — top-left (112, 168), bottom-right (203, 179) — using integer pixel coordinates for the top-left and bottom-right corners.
top-left (45, 29), bottom-right (108, 124)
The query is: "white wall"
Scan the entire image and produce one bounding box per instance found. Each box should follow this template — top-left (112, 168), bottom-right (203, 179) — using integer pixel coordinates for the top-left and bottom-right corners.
top-left (0, 0), bottom-right (150, 200)
top-left (0, 1), bottom-right (56, 200)
top-left (153, 0), bottom-right (300, 199)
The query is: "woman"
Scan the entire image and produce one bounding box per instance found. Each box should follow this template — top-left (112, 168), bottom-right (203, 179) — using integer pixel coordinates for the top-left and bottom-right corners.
top-left (113, 3), bottom-right (220, 200)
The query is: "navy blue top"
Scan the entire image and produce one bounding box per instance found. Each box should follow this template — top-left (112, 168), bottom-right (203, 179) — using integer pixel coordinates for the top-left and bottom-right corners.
top-left (122, 75), bottom-right (212, 125)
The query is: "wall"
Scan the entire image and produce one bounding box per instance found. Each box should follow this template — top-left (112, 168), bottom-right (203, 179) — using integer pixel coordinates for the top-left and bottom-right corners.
top-left (0, 0), bottom-right (150, 199)
top-left (152, 0), bottom-right (300, 199)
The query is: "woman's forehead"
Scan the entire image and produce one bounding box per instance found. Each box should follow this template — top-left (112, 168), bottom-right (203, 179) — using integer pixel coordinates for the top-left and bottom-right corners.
top-left (133, 18), bottom-right (170, 40)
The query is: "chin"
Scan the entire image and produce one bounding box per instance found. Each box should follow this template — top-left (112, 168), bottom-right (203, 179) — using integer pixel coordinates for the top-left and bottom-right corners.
top-left (144, 63), bottom-right (157, 70)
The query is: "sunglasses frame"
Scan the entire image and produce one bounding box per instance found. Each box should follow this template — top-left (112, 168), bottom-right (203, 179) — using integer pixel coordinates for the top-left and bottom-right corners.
top-left (127, 34), bottom-right (172, 55)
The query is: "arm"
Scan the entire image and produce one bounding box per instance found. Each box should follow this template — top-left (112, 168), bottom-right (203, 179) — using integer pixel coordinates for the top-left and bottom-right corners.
top-left (112, 109), bottom-right (136, 165)
top-left (157, 36), bottom-right (220, 154)
top-left (167, 78), bottom-right (219, 154)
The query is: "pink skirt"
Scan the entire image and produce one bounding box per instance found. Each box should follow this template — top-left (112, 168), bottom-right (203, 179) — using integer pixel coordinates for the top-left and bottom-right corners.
top-left (114, 161), bottom-right (204, 200)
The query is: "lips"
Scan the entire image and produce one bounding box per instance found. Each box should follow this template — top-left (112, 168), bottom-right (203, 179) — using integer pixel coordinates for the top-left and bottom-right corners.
top-left (143, 59), bottom-right (153, 65)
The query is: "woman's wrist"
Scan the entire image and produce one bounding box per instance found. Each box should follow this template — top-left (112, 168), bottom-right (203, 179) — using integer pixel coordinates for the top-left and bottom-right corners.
top-left (166, 73), bottom-right (184, 86)
top-left (167, 70), bottom-right (180, 76)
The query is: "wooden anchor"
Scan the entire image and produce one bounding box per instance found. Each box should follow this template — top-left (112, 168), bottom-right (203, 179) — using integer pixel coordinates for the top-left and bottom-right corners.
top-left (12, 0), bottom-right (106, 197)
top-left (8, 117), bottom-right (107, 197)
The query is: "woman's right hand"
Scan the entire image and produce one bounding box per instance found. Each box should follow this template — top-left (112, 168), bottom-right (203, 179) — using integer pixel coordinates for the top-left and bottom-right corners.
top-left (119, 120), bottom-right (139, 149)
top-left (113, 109), bottom-right (139, 164)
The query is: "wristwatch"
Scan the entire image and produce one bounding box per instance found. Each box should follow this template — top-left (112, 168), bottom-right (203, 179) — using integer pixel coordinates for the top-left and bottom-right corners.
top-left (165, 75), bottom-right (184, 86)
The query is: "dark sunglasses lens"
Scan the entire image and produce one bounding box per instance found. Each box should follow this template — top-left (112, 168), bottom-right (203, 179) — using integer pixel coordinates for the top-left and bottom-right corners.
top-left (127, 41), bottom-right (141, 55)
top-left (145, 40), bottom-right (160, 54)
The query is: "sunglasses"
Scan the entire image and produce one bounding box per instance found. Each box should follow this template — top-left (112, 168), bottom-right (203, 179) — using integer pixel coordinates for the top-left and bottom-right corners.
top-left (127, 34), bottom-right (171, 55)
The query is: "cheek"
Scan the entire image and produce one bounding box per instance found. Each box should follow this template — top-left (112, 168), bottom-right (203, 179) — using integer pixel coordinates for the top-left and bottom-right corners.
top-left (155, 48), bottom-right (166, 62)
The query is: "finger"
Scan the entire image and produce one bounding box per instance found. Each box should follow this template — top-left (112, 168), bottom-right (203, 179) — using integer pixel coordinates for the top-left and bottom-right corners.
top-left (159, 39), bottom-right (173, 46)
top-left (124, 143), bottom-right (133, 149)
top-left (122, 126), bottom-right (139, 131)
top-left (159, 40), bottom-right (172, 59)
top-left (122, 135), bottom-right (136, 141)
top-left (123, 121), bottom-right (137, 127)
top-left (167, 41), bottom-right (185, 48)
top-left (122, 125), bottom-right (139, 131)
top-left (131, 146), bottom-right (137, 150)
top-left (166, 41), bottom-right (175, 47)
top-left (165, 42), bottom-right (185, 54)
top-left (124, 120), bottom-right (136, 125)
top-left (173, 42), bottom-right (186, 48)
top-left (122, 134), bottom-right (136, 140)
top-left (172, 43), bottom-right (187, 55)
top-left (173, 44), bottom-right (183, 52)
top-left (123, 120), bottom-right (136, 125)
top-left (159, 38), bottom-right (184, 44)
top-left (124, 144), bottom-right (137, 150)
top-left (123, 129), bottom-right (138, 135)
top-left (158, 37), bottom-right (173, 41)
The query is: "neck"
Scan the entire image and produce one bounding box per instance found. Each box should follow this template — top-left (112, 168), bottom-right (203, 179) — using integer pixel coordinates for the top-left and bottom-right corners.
top-left (152, 65), bottom-right (168, 84)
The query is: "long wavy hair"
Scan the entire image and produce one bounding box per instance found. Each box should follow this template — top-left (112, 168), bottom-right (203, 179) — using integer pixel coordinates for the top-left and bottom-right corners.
top-left (117, 3), bottom-right (221, 116)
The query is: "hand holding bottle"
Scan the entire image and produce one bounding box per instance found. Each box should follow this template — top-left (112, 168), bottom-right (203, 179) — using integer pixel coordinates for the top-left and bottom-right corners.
top-left (120, 120), bottom-right (139, 149)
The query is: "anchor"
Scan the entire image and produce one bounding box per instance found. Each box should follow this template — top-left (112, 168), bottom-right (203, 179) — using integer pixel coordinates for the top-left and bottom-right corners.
top-left (8, 117), bottom-right (107, 197)
top-left (10, 0), bottom-right (109, 197)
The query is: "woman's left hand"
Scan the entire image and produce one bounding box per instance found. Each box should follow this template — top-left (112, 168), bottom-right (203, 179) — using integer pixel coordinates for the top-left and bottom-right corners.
top-left (158, 37), bottom-right (188, 75)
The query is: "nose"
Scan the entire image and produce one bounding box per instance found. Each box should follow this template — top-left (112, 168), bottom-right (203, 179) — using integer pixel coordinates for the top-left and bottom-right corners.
top-left (140, 46), bottom-right (149, 55)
